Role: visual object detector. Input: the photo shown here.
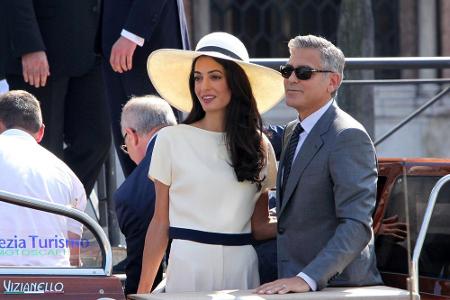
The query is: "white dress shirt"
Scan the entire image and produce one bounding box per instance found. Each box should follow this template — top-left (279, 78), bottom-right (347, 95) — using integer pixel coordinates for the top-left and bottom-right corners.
top-left (0, 129), bottom-right (87, 267)
top-left (293, 99), bottom-right (334, 161)
top-left (121, 29), bottom-right (144, 47)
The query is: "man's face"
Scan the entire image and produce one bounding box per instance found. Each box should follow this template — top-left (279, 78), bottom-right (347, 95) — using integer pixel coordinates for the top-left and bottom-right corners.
top-left (284, 48), bottom-right (337, 120)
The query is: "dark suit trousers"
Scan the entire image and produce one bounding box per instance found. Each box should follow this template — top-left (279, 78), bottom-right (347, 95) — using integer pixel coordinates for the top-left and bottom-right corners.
top-left (6, 58), bottom-right (111, 195)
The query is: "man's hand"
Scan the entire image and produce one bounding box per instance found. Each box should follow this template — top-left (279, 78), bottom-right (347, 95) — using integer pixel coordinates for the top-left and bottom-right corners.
top-left (379, 215), bottom-right (407, 241)
top-left (255, 276), bottom-right (310, 295)
top-left (21, 51), bottom-right (50, 88)
top-left (110, 36), bottom-right (137, 73)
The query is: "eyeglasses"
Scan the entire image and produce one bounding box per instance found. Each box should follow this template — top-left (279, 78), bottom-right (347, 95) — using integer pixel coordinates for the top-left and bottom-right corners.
top-left (279, 64), bottom-right (333, 80)
top-left (120, 133), bottom-right (128, 154)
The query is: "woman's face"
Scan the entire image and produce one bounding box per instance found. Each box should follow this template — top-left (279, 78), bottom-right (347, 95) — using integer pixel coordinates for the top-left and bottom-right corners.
top-left (193, 56), bottom-right (232, 114)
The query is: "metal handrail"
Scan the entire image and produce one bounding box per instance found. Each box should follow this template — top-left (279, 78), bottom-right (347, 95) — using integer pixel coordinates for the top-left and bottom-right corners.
top-left (343, 79), bottom-right (450, 85)
top-left (251, 56), bottom-right (450, 70)
top-left (410, 174), bottom-right (450, 294)
top-left (0, 190), bottom-right (113, 276)
top-left (374, 86), bottom-right (450, 146)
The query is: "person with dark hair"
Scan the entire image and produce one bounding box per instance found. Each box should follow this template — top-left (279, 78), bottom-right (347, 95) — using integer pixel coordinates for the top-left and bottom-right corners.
top-left (137, 32), bottom-right (284, 293)
top-left (0, 90), bottom-right (86, 267)
top-left (0, 91), bottom-right (42, 133)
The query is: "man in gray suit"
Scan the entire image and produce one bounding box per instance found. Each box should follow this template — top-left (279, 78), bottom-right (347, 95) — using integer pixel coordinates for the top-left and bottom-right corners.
top-left (256, 35), bottom-right (382, 294)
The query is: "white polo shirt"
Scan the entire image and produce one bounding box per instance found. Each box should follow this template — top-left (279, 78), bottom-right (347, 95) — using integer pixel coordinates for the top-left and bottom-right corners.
top-left (0, 129), bottom-right (87, 267)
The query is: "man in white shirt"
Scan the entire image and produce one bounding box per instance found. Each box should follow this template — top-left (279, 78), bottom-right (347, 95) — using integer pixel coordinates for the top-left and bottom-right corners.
top-left (0, 90), bottom-right (87, 267)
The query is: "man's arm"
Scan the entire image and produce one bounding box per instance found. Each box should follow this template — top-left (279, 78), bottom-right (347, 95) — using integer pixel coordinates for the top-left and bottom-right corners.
top-left (110, 0), bottom-right (169, 73)
top-left (257, 127), bottom-right (377, 294)
top-left (67, 180), bottom-right (88, 267)
top-left (301, 128), bottom-right (378, 290)
top-left (123, 0), bottom-right (168, 41)
top-left (6, 0), bottom-right (49, 87)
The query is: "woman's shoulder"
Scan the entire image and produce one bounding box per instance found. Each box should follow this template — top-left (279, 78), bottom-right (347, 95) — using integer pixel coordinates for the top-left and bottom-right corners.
top-left (260, 131), bottom-right (276, 161)
top-left (159, 124), bottom-right (224, 138)
top-left (157, 124), bottom-right (218, 144)
top-left (157, 124), bottom-right (192, 137)
top-left (260, 130), bottom-right (273, 148)
top-left (154, 125), bottom-right (183, 147)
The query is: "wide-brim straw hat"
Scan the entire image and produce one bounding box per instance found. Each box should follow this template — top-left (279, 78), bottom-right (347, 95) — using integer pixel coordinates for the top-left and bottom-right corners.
top-left (147, 32), bottom-right (284, 113)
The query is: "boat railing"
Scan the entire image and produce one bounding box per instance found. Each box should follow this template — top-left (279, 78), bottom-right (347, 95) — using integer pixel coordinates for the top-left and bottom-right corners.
top-left (409, 174), bottom-right (450, 294)
top-left (0, 189), bottom-right (112, 276)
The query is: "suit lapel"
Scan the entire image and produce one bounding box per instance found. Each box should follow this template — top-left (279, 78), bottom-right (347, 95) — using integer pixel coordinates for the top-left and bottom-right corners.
top-left (279, 133), bottom-right (323, 215)
top-left (276, 122), bottom-right (296, 213)
top-left (278, 105), bottom-right (337, 216)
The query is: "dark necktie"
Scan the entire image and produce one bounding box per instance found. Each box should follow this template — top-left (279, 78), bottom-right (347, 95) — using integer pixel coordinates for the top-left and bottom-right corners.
top-left (281, 123), bottom-right (304, 199)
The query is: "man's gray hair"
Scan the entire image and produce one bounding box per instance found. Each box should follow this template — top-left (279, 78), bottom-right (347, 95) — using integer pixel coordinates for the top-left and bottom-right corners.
top-left (121, 95), bottom-right (177, 135)
top-left (288, 34), bottom-right (345, 78)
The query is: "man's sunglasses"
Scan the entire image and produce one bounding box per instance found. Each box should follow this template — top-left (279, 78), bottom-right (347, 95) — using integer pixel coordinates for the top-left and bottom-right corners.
top-left (280, 64), bottom-right (333, 80)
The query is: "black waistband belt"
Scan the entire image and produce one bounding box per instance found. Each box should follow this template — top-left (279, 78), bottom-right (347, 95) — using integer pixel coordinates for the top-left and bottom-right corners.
top-left (169, 227), bottom-right (252, 246)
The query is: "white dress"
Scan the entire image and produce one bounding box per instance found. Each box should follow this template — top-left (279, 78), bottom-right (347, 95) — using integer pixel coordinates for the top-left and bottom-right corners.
top-left (148, 124), bottom-right (277, 292)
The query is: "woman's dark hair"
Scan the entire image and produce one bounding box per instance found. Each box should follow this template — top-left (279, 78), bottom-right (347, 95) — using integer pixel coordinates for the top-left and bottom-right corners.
top-left (184, 56), bottom-right (266, 190)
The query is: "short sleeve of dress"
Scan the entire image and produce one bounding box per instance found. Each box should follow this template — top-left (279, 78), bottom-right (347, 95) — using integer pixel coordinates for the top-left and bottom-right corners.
top-left (148, 131), bottom-right (172, 186)
top-left (262, 134), bottom-right (277, 191)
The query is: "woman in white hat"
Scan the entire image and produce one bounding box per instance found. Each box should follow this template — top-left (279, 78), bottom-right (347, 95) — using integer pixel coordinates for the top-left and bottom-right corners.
top-left (137, 32), bottom-right (284, 293)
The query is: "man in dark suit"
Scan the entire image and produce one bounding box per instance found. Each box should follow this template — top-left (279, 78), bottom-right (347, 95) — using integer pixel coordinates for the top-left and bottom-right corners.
top-left (257, 35), bottom-right (382, 295)
top-left (102, 0), bottom-right (190, 177)
top-left (4, 0), bottom-right (111, 196)
top-left (114, 95), bottom-right (176, 296)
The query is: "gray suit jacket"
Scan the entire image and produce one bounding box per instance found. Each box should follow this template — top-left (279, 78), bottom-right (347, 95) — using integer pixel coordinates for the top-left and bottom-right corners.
top-left (276, 103), bottom-right (382, 290)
